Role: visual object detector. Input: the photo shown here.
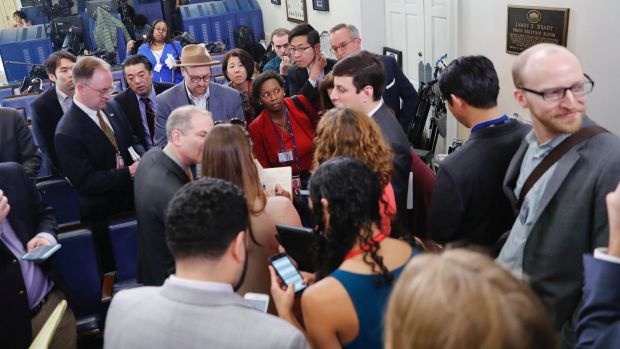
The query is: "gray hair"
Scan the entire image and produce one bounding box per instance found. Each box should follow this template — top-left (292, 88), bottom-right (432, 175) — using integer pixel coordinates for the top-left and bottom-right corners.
top-left (329, 23), bottom-right (360, 39)
top-left (165, 105), bottom-right (211, 139)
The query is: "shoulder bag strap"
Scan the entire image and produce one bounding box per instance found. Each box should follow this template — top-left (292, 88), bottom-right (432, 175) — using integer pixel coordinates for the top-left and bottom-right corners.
top-left (518, 126), bottom-right (608, 207)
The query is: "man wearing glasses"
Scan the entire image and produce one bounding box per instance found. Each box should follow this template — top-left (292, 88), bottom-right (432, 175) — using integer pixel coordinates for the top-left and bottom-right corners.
top-left (55, 56), bottom-right (143, 272)
top-left (329, 23), bottom-right (418, 131)
top-left (496, 43), bottom-right (620, 348)
top-left (286, 23), bottom-right (336, 105)
top-left (154, 44), bottom-right (243, 147)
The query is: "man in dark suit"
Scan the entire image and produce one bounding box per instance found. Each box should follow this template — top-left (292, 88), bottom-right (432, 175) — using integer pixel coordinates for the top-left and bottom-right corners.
top-left (154, 44), bottom-right (243, 147)
top-left (331, 51), bottom-right (412, 235)
top-left (114, 55), bottom-right (174, 149)
top-left (329, 23), bottom-right (419, 131)
top-left (0, 107), bottom-right (41, 179)
top-left (135, 106), bottom-right (213, 286)
top-left (31, 51), bottom-right (76, 175)
top-left (0, 162), bottom-right (76, 349)
top-left (55, 56), bottom-right (142, 271)
top-left (286, 23), bottom-right (336, 105)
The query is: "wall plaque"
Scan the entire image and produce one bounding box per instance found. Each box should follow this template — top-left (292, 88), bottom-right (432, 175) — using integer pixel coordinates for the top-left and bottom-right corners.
top-left (506, 5), bottom-right (569, 55)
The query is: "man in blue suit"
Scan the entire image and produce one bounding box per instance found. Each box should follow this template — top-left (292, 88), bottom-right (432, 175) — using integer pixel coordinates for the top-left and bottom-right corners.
top-left (329, 23), bottom-right (419, 131)
top-left (577, 182), bottom-right (620, 349)
top-left (153, 44), bottom-right (243, 147)
top-left (55, 56), bottom-right (143, 271)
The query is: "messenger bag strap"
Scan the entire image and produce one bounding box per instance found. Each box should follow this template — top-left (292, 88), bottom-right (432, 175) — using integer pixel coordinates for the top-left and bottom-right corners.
top-left (518, 126), bottom-right (608, 208)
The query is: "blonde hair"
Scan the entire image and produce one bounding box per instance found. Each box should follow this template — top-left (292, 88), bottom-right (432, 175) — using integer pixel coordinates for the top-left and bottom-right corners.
top-left (385, 249), bottom-right (556, 349)
top-left (313, 107), bottom-right (393, 186)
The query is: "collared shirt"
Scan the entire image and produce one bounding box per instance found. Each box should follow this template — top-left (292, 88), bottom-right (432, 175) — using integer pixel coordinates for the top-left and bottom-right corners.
top-left (368, 100), bottom-right (384, 117)
top-left (162, 146), bottom-right (190, 174)
top-left (306, 66), bottom-right (326, 88)
top-left (73, 98), bottom-right (114, 133)
top-left (594, 247), bottom-right (620, 264)
top-left (168, 275), bottom-right (233, 293)
top-left (471, 114), bottom-right (510, 133)
top-left (0, 220), bottom-right (55, 309)
top-left (497, 131), bottom-right (571, 278)
top-left (56, 87), bottom-right (72, 114)
top-left (184, 81), bottom-right (209, 110)
top-left (136, 86), bottom-right (157, 147)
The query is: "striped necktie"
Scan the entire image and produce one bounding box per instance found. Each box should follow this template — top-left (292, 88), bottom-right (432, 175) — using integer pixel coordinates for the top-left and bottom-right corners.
top-left (97, 110), bottom-right (118, 151)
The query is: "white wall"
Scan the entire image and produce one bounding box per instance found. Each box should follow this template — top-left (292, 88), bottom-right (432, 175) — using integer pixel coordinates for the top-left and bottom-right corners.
top-left (256, 0), bottom-right (385, 54)
top-left (457, 0), bottom-right (620, 134)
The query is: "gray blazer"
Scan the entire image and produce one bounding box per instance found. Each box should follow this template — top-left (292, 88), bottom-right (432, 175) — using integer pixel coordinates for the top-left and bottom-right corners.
top-left (104, 279), bottom-right (309, 349)
top-left (153, 81), bottom-right (244, 147)
top-left (502, 117), bottom-right (620, 345)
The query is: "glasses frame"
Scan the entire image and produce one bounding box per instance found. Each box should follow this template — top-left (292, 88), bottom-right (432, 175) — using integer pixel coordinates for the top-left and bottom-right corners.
top-left (184, 69), bottom-right (213, 84)
top-left (330, 39), bottom-right (354, 54)
top-left (82, 83), bottom-right (114, 97)
top-left (288, 45), bottom-right (313, 55)
top-left (519, 74), bottom-right (594, 101)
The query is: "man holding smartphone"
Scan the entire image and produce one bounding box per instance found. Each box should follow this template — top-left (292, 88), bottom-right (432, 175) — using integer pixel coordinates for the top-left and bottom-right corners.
top-left (286, 23), bottom-right (336, 105)
top-left (0, 162), bottom-right (76, 349)
top-left (105, 178), bottom-right (308, 349)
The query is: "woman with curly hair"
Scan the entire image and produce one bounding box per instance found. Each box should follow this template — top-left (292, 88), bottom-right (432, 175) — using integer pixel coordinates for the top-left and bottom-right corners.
top-left (313, 106), bottom-right (396, 236)
top-left (201, 124), bottom-right (301, 305)
top-left (270, 157), bottom-right (415, 349)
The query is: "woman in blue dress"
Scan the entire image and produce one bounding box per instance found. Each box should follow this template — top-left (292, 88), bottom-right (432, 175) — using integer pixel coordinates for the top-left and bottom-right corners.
top-left (270, 156), bottom-right (415, 349)
top-left (135, 19), bottom-right (183, 84)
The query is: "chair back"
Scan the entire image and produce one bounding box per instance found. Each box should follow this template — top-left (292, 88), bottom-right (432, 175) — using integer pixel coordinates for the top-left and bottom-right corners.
top-left (37, 178), bottom-right (81, 226)
top-left (108, 219), bottom-right (138, 282)
top-left (1, 92), bottom-right (41, 122)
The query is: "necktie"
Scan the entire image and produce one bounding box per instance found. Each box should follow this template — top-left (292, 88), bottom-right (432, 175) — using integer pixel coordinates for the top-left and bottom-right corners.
top-left (97, 111), bottom-right (118, 151)
top-left (185, 168), bottom-right (193, 181)
top-left (63, 96), bottom-right (72, 113)
top-left (140, 97), bottom-right (155, 143)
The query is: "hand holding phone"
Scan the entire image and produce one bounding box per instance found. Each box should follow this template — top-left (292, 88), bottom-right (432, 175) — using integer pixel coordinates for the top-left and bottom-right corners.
top-left (22, 244), bottom-right (61, 261)
top-left (269, 253), bottom-right (307, 293)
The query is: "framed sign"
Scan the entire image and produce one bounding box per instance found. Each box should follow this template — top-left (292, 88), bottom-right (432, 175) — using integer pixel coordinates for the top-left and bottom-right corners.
top-left (383, 47), bottom-right (403, 69)
top-left (312, 0), bottom-right (329, 12)
top-left (506, 5), bottom-right (569, 55)
top-left (286, 0), bottom-right (307, 23)
top-left (271, 0), bottom-right (281, 4)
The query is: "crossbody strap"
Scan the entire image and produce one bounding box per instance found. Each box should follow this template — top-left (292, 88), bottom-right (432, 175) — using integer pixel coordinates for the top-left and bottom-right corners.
top-left (518, 126), bottom-right (608, 208)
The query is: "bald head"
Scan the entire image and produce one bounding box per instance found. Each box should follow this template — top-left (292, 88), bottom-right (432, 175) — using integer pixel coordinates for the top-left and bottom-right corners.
top-left (512, 44), bottom-right (582, 88)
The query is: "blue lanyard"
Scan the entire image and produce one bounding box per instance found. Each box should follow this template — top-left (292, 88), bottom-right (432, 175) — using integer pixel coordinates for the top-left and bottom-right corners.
top-left (269, 107), bottom-right (301, 171)
top-left (471, 115), bottom-right (510, 133)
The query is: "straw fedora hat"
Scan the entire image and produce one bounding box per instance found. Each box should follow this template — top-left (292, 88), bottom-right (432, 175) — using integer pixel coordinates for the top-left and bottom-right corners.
top-left (176, 44), bottom-right (221, 67)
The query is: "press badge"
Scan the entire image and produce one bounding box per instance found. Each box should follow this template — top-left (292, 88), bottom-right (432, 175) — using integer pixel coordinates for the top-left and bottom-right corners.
top-left (165, 54), bottom-right (176, 69)
top-left (116, 152), bottom-right (125, 169)
top-left (278, 150), bottom-right (294, 163)
top-left (154, 62), bottom-right (162, 72)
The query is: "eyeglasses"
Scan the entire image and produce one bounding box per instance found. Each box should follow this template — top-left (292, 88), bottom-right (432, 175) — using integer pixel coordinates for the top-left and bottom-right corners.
top-left (288, 45), bottom-right (313, 55)
top-left (83, 83), bottom-right (114, 96)
top-left (186, 74), bottom-right (212, 83)
top-left (330, 39), bottom-right (354, 53)
top-left (519, 74), bottom-right (594, 102)
top-left (154, 27), bottom-right (167, 32)
top-left (260, 87), bottom-right (283, 99)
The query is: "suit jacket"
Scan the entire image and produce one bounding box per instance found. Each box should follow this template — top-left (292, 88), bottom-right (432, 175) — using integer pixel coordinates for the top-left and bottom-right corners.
top-left (114, 82), bottom-right (174, 149)
top-left (154, 81), bottom-right (244, 147)
top-left (54, 101), bottom-right (141, 222)
top-left (0, 107), bottom-right (41, 179)
top-left (380, 55), bottom-right (419, 131)
top-left (31, 87), bottom-right (64, 175)
top-left (502, 117), bottom-right (620, 346)
top-left (104, 278), bottom-right (309, 349)
top-left (577, 254), bottom-right (620, 349)
top-left (0, 162), bottom-right (57, 349)
top-left (372, 104), bottom-right (412, 233)
top-left (286, 59), bottom-right (336, 104)
top-left (134, 148), bottom-right (188, 286)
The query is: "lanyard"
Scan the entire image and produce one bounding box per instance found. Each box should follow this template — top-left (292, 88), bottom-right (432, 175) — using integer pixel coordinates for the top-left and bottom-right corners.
top-left (471, 114), bottom-right (509, 133)
top-left (270, 107), bottom-right (301, 171)
top-left (344, 233), bottom-right (388, 260)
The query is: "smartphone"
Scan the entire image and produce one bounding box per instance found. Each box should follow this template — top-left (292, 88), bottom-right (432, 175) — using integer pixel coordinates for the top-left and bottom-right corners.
top-left (244, 292), bottom-right (270, 312)
top-left (22, 244), bottom-right (61, 261)
top-left (268, 253), bottom-right (307, 293)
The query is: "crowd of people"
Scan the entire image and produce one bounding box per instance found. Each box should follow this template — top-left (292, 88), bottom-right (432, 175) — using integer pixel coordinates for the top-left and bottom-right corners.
top-left (1, 14), bottom-right (620, 349)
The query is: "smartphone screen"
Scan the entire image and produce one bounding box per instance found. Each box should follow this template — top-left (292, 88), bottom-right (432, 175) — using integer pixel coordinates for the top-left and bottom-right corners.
top-left (270, 254), bottom-right (307, 293)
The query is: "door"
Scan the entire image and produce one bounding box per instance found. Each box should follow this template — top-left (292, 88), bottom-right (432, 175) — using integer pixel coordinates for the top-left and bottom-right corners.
top-left (0, 1), bottom-right (18, 30)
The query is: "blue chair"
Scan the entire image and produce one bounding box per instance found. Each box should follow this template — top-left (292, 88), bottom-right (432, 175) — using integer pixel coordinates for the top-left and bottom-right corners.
top-left (37, 178), bottom-right (81, 227)
top-left (56, 229), bottom-right (111, 335)
top-left (213, 75), bottom-right (227, 85)
top-left (0, 85), bottom-right (14, 104)
top-left (1, 92), bottom-right (41, 122)
top-left (108, 218), bottom-right (142, 293)
top-left (111, 69), bottom-right (126, 91)
top-left (210, 63), bottom-right (223, 77)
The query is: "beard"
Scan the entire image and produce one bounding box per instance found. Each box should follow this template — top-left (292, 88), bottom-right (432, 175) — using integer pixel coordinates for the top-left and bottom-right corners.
top-left (233, 248), bottom-right (249, 292)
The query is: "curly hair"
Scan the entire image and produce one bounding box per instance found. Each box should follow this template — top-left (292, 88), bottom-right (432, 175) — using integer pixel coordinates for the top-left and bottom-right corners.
top-left (309, 157), bottom-right (393, 284)
top-left (313, 107), bottom-right (393, 186)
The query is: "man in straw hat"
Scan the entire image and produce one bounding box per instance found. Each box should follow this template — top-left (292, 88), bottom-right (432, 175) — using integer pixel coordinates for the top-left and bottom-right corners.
top-left (154, 44), bottom-right (243, 147)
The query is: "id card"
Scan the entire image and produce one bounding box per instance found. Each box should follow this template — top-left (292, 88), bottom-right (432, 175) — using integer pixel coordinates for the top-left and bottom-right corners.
top-left (278, 150), bottom-right (294, 163)
top-left (154, 63), bottom-right (162, 72)
top-left (116, 152), bottom-right (125, 169)
top-left (165, 54), bottom-right (176, 69)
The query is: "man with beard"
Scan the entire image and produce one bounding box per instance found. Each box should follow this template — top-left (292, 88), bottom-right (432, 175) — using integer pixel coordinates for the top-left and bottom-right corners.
top-left (104, 178), bottom-right (309, 349)
top-left (496, 43), bottom-right (620, 348)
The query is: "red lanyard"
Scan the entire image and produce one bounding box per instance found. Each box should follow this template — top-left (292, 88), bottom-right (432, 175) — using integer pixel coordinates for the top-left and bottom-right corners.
top-left (344, 233), bottom-right (388, 260)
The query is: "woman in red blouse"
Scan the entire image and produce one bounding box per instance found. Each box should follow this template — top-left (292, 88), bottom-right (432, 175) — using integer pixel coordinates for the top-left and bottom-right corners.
top-left (248, 71), bottom-right (318, 189)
